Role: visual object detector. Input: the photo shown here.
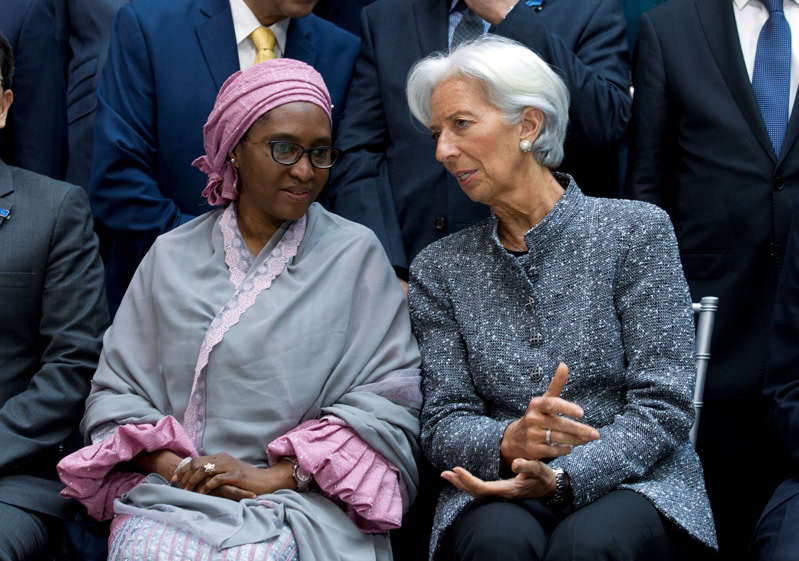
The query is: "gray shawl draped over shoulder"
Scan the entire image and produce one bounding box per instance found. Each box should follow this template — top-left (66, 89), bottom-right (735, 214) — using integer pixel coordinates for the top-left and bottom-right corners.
top-left (82, 203), bottom-right (422, 561)
top-left (409, 177), bottom-right (717, 558)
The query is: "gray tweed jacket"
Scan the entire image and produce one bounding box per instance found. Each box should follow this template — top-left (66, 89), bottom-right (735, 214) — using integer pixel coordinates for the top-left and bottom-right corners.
top-left (408, 177), bottom-right (717, 558)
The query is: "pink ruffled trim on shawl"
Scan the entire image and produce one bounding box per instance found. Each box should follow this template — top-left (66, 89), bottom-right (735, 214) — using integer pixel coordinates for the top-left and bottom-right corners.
top-left (57, 416), bottom-right (197, 521)
top-left (266, 417), bottom-right (403, 533)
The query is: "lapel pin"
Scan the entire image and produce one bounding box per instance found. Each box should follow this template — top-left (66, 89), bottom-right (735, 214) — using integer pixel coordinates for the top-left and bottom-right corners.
top-left (0, 207), bottom-right (9, 221)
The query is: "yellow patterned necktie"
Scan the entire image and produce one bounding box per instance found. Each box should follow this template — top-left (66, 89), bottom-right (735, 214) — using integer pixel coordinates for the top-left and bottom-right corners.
top-left (250, 26), bottom-right (276, 66)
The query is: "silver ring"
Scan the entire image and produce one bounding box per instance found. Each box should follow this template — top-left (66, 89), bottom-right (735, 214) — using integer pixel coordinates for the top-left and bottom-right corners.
top-left (545, 429), bottom-right (552, 446)
top-left (203, 462), bottom-right (216, 474)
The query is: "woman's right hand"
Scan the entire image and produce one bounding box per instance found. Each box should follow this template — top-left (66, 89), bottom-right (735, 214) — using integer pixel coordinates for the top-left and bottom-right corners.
top-left (500, 363), bottom-right (599, 465)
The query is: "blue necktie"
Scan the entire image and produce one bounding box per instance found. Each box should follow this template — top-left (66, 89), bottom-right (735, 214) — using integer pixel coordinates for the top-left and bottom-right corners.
top-left (752, 0), bottom-right (792, 154)
top-left (451, 3), bottom-right (483, 49)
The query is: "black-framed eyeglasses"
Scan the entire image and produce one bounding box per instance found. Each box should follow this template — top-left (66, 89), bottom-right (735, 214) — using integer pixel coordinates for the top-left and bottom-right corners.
top-left (261, 140), bottom-right (340, 169)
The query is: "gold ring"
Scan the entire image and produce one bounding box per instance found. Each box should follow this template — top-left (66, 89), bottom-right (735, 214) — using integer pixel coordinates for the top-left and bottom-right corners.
top-left (203, 462), bottom-right (216, 474)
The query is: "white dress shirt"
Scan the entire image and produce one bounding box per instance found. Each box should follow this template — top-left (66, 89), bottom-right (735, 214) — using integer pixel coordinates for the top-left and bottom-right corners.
top-left (733, 0), bottom-right (799, 114)
top-left (230, 0), bottom-right (289, 70)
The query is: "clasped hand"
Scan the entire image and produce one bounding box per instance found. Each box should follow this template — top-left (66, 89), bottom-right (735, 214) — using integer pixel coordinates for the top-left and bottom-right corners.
top-left (171, 452), bottom-right (294, 501)
top-left (442, 363), bottom-right (599, 499)
top-left (135, 449), bottom-right (294, 502)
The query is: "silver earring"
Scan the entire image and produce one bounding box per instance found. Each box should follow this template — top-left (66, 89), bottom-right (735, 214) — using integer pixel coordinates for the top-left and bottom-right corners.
top-left (519, 139), bottom-right (533, 153)
top-left (229, 157), bottom-right (237, 165)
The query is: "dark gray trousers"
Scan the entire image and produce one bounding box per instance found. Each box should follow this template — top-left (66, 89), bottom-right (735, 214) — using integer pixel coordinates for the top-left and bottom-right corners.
top-left (0, 502), bottom-right (53, 561)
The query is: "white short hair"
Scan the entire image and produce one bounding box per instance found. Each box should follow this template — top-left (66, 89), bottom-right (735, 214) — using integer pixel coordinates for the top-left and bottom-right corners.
top-left (406, 35), bottom-right (570, 169)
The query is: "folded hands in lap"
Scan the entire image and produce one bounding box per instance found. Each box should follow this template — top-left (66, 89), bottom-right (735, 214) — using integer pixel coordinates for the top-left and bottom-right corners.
top-left (133, 450), bottom-right (294, 501)
top-left (443, 363), bottom-right (598, 500)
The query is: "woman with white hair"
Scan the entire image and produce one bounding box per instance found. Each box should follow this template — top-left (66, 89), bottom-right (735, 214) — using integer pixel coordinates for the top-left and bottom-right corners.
top-left (406, 36), bottom-right (717, 561)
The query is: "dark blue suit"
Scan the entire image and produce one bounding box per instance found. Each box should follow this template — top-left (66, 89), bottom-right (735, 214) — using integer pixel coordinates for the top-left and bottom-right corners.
top-left (626, 0), bottom-right (799, 556)
top-left (326, 0), bottom-right (631, 271)
top-left (60, 0), bottom-right (128, 189)
top-left (0, 0), bottom-right (67, 180)
top-left (90, 0), bottom-right (359, 312)
top-left (314, 0), bottom-right (375, 37)
top-left (755, 198), bottom-right (799, 561)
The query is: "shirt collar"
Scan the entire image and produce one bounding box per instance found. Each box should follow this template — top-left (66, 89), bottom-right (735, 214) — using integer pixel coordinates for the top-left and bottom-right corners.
top-left (230, 0), bottom-right (289, 55)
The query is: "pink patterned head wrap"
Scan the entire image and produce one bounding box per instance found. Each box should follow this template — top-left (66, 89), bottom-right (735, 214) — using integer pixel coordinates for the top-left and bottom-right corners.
top-left (192, 58), bottom-right (332, 206)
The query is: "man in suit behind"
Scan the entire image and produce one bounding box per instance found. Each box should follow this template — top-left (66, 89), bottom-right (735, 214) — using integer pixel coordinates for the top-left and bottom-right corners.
top-left (59, 0), bottom-right (128, 189)
top-left (626, 1), bottom-right (799, 558)
top-left (313, 0), bottom-right (375, 36)
top-left (0, 0), bottom-right (67, 180)
top-left (326, 0), bottom-right (632, 282)
top-left (755, 198), bottom-right (799, 561)
top-left (90, 0), bottom-right (359, 312)
top-left (0, 34), bottom-right (108, 559)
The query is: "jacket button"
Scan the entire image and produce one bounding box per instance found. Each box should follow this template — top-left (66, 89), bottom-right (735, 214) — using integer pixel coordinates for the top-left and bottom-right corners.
top-left (525, 296), bottom-right (536, 310)
top-left (530, 366), bottom-right (544, 381)
top-left (434, 216), bottom-right (447, 232)
top-left (774, 177), bottom-right (785, 191)
top-left (529, 333), bottom-right (543, 347)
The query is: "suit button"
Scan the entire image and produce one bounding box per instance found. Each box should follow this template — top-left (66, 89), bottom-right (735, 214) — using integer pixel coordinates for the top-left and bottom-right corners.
top-left (767, 242), bottom-right (777, 260)
top-left (774, 177), bottom-right (785, 191)
top-left (434, 216), bottom-right (447, 232)
top-left (529, 333), bottom-right (543, 347)
top-left (525, 296), bottom-right (536, 310)
top-left (530, 366), bottom-right (544, 381)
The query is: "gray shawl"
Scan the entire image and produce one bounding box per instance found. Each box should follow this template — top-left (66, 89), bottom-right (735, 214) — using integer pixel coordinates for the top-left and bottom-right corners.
top-left (83, 203), bottom-right (422, 561)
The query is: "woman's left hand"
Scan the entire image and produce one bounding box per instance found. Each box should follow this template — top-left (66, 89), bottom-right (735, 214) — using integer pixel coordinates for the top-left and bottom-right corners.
top-left (172, 452), bottom-right (294, 498)
top-left (441, 459), bottom-right (556, 500)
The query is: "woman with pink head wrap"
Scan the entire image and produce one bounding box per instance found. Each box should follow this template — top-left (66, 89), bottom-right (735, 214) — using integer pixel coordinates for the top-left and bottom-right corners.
top-left (58, 59), bottom-right (421, 561)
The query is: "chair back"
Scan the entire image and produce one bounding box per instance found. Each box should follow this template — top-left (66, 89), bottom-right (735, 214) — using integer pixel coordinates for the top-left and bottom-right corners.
top-left (689, 296), bottom-right (719, 446)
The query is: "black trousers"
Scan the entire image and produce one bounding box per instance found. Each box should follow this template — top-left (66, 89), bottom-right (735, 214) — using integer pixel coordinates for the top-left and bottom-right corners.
top-left (444, 490), bottom-right (701, 561)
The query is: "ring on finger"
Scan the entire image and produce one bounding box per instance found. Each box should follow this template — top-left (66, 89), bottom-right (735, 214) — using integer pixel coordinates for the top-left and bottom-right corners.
top-left (545, 429), bottom-right (552, 446)
top-left (203, 463), bottom-right (216, 474)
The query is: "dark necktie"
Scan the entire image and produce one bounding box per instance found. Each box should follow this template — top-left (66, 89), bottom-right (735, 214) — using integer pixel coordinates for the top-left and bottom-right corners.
top-left (451, 3), bottom-right (484, 49)
top-left (752, 0), bottom-right (792, 154)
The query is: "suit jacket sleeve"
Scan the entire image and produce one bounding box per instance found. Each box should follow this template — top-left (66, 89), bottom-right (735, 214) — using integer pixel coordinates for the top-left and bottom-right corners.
top-left (623, 12), bottom-right (673, 210)
top-left (410, 254), bottom-right (513, 482)
top-left (493, 0), bottom-right (631, 150)
top-left (89, 5), bottom-right (195, 243)
top-left (325, 8), bottom-right (408, 270)
top-left (5, 0), bottom-right (67, 179)
top-left (0, 185), bottom-right (108, 473)
top-left (549, 209), bottom-right (696, 508)
top-left (764, 201), bottom-right (799, 470)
